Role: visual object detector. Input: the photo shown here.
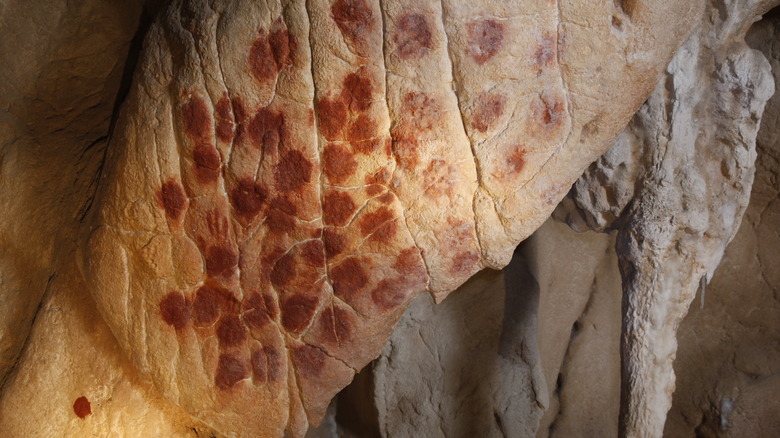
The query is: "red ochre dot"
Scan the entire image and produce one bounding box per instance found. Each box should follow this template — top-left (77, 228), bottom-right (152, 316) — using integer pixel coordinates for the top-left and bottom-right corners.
top-left (73, 396), bottom-right (91, 419)
top-left (159, 291), bottom-right (190, 330)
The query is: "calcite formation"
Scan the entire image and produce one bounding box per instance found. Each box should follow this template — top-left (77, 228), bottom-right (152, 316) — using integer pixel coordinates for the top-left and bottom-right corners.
top-left (0, 0), bottom-right (774, 437)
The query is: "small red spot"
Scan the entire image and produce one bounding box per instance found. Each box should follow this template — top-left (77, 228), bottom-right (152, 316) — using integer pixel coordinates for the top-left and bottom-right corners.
top-left (269, 28), bottom-right (295, 68)
top-left (215, 353), bottom-right (248, 389)
top-left (323, 229), bottom-right (346, 258)
top-left (301, 240), bottom-right (325, 267)
top-left (422, 159), bottom-right (457, 199)
top-left (182, 95), bottom-right (211, 142)
top-left (342, 70), bottom-right (374, 111)
top-left (281, 294), bottom-right (319, 334)
top-left (530, 92), bottom-right (565, 138)
top-left (358, 207), bottom-right (394, 236)
top-left (330, 257), bottom-right (369, 302)
top-left (393, 247), bottom-right (425, 276)
top-left (378, 192), bottom-right (394, 204)
top-left (158, 180), bottom-right (187, 221)
top-left (348, 114), bottom-right (379, 153)
top-left (270, 252), bottom-right (296, 288)
top-left (230, 178), bottom-right (266, 221)
top-left (506, 147), bottom-right (526, 175)
top-left (394, 14), bottom-right (433, 60)
top-left (205, 245), bottom-right (238, 277)
top-left (193, 285), bottom-right (222, 326)
top-left (215, 94), bottom-right (235, 142)
top-left (249, 27), bottom-right (295, 84)
top-left (366, 168), bottom-right (391, 186)
top-left (467, 19), bottom-right (505, 64)
top-left (242, 293), bottom-right (276, 329)
top-left (316, 96), bottom-right (348, 140)
top-left (292, 344), bottom-right (326, 379)
top-left (451, 251), bottom-right (480, 275)
top-left (232, 96), bottom-right (248, 123)
top-left (532, 33), bottom-right (557, 71)
top-left (265, 346), bottom-right (284, 382)
top-left (248, 107), bottom-right (284, 151)
top-left (323, 144), bottom-right (358, 184)
top-left (266, 208), bottom-right (296, 233)
top-left (274, 150), bottom-right (312, 191)
top-left (160, 291), bottom-right (190, 330)
top-left (471, 93), bottom-right (506, 133)
top-left (371, 279), bottom-right (406, 310)
top-left (319, 305), bottom-right (354, 345)
top-left (192, 144), bottom-right (221, 183)
top-left (323, 191), bottom-right (357, 226)
top-left (391, 92), bottom-right (440, 171)
top-left (331, 0), bottom-right (373, 52)
top-left (370, 219), bottom-right (399, 243)
top-left (73, 396), bottom-right (91, 419)
top-left (216, 314), bottom-right (247, 347)
top-left (366, 185), bottom-right (383, 196)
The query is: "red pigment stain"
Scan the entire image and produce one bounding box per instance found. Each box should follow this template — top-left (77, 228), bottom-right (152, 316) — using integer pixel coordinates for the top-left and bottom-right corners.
top-left (266, 208), bottom-right (296, 234)
top-left (358, 207), bottom-right (394, 236)
top-left (323, 191), bottom-right (357, 226)
top-left (215, 353), bottom-right (248, 389)
top-left (506, 147), bottom-right (526, 175)
top-left (323, 229), bottom-right (346, 258)
top-left (316, 96), bottom-right (348, 140)
top-left (377, 192), bottom-right (394, 204)
top-left (281, 294), bottom-right (319, 334)
top-left (422, 159), bottom-right (457, 199)
top-left (365, 185), bottom-right (383, 196)
top-left (270, 252), bottom-right (296, 288)
top-left (205, 245), bottom-right (238, 277)
top-left (243, 292), bottom-right (277, 329)
top-left (160, 291), bottom-right (190, 330)
top-left (215, 94), bottom-right (235, 142)
top-left (251, 348), bottom-right (268, 383)
top-left (265, 346), bottom-right (284, 382)
top-left (467, 19), bottom-right (505, 64)
top-left (319, 305), bottom-right (354, 344)
top-left (391, 92), bottom-right (440, 171)
top-left (342, 70), bottom-right (374, 111)
top-left (331, 0), bottom-right (373, 51)
top-left (451, 251), bottom-right (480, 275)
top-left (471, 93), bottom-right (506, 133)
top-left (394, 14), bottom-right (433, 60)
top-left (249, 27), bottom-right (295, 83)
top-left (182, 95), bottom-right (211, 142)
top-left (301, 240), bottom-right (325, 267)
top-left (530, 92), bottom-right (565, 138)
top-left (330, 257), bottom-right (369, 302)
top-left (323, 144), bottom-right (358, 184)
top-left (348, 115), bottom-right (379, 154)
top-left (370, 220), bottom-right (399, 243)
top-left (230, 177), bottom-right (266, 221)
top-left (274, 150), bottom-right (312, 191)
top-left (73, 396), bottom-right (91, 419)
top-left (216, 314), bottom-right (247, 347)
top-left (533, 33), bottom-right (557, 70)
top-left (393, 247), bottom-right (424, 275)
top-left (192, 144), bottom-right (221, 183)
top-left (292, 344), bottom-right (326, 379)
top-left (158, 180), bottom-right (187, 221)
top-left (248, 107), bottom-right (284, 151)
top-left (370, 279), bottom-right (406, 310)
top-left (193, 285), bottom-right (222, 326)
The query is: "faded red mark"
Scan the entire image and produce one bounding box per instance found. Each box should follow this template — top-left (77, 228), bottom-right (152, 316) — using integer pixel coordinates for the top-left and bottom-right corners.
top-left (301, 240), bottom-right (325, 267)
top-left (292, 344), bottom-right (326, 379)
top-left (533, 33), bottom-right (557, 71)
top-left (216, 314), bottom-right (247, 347)
top-left (366, 167), bottom-right (392, 186)
top-left (182, 95), bottom-right (211, 142)
top-left (270, 252), bottom-right (296, 288)
top-left (319, 305), bottom-right (354, 345)
top-left (160, 291), bottom-right (190, 330)
top-left (249, 27), bottom-right (295, 83)
top-left (359, 207), bottom-right (394, 236)
top-left (348, 114), bottom-right (379, 153)
top-left (192, 144), bottom-right (221, 183)
top-left (73, 396), bottom-right (91, 419)
top-left (205, 245), bottom-right (238, 277)
top-left (377, 192), bottom-right (394, 204)
top-left (281, 294), bottom-right (319, 334)
top-left (323, 191), bottom-right (357, 226)
top-left (467, 19), bottom-right (505, 64)
top-left (371, 279), bottom-right (406, 310)
top-left (366, 185), bottom-right (383, 196)
top-left (215, 353), bottom-right (248, 389)
top-left (422, 159), bottom-right (457, 199)
top-left (266, 208), bottom-right (296, 234)
top-left (343, 70), bottom-right (374, 111)
top-left (506, 147), bottom-right (526, 175)
top-left (451, 251), bottom-right (480, 275)
top-left (158, 180), bottom-right (187, 221)
top-left (331, 258), bottom-right (369, 302)
top-left (529, 92), bottom-right (565, 139)
top-left (370, 219), bottom-right (399, 243)
top-left (193, 285), bottom-right (222, 326)
top-left (230, 177), bottom-right (266, 221)
top-left (331, 0), bottom-right (373, 51)
top-left (391, 92), bottom-right (440, 171)
top-left (394, 14), bottom-right (433, 60)
top-left (248, 107), bottom-right (284, 151)
top-left (274, 150), bottom-right (312, 192)
top-left (251, 348), bottom-right (268, 383)
top-left (323, 144), bottom-right (358, 184)
top-left (215, 94), bottom-right (235, 142)
top-left (323, 229), bottom-right (346, 258)
top-left (316, 96), bottom-right (348, 140)
top-left (471, 93), bottom-right (506, 133)
top-left (265, 346), bottom-right (284, 382)
top-left (242, 293), bottom-right (277, 329)
top-left (393, 247), bottom-right (424, 276)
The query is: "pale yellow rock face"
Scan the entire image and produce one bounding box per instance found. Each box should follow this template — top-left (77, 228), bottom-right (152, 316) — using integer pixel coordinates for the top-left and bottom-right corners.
top-left (0, 0), bottom-right (702, 437)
